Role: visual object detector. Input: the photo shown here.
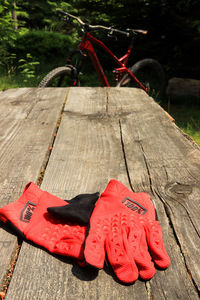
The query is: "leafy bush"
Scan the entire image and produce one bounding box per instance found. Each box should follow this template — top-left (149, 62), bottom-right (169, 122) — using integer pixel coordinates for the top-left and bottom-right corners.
top-left (18, 53), bottom-right (40, 83)
top-left (0, 1), bottom-right (18, 73)
top-left (10, 30), bottom-right (76, 68)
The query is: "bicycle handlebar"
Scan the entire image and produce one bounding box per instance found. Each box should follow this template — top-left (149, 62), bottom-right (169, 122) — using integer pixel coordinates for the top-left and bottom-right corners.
top-left (56, 9), bottom-right (148, 37)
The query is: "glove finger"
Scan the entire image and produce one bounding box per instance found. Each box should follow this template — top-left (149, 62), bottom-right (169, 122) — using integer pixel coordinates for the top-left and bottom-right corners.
top-left (84, 218), bottom-right (106, 269)
top-left (145, 221), bottom-right (171, 269)
top-left (47, 192), bottom-right (99, 225)
top-left (128, 223), bottom-right (155, 280)
top-left (105, 215), bottom-right (138, 283)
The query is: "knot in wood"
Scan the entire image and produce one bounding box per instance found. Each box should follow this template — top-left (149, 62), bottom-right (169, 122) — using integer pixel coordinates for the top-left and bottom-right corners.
top-left (165, 182), bottom-right (192, 200)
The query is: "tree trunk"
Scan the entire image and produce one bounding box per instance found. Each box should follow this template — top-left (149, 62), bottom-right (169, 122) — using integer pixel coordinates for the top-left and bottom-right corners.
top-left (12, 2), bottom-right (18, 30)
top-left (166, 77), bottom-right (200, 98)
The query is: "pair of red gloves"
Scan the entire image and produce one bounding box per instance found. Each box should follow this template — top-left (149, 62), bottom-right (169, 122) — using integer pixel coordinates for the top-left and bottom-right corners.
top-left (0, 180), bottom-right (170, 283)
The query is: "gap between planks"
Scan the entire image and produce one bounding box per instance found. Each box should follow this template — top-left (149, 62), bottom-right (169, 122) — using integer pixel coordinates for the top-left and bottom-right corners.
top-left (0, 87), bottom-right (70, 299)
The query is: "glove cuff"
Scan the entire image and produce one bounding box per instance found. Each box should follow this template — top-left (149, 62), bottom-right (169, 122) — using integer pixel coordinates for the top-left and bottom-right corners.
top-left (0, 182), bottom-right (44, 235)
top-left (100, 179), bottom-right (156, 219)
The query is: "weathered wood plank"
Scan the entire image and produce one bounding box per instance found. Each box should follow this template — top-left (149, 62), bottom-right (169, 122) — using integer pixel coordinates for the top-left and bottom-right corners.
top-left (5, 88), bottom-right (148, 300)
top-left (107, 88), bottom-right (200, 298)
top-left (0, 88), bottom-right (68, 288)
top-left (4, 87), bottom-right (199, 299)
top-left (64, 87), bottom-right (108, 115)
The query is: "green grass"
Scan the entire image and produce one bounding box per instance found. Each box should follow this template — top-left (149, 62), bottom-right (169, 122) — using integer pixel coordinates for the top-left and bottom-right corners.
top-left (166, 102), bottom-right (200, 146)
top-left (0, 70), bottom-right (43, 90)
top-left (0, 75), bottom-right (34, 90)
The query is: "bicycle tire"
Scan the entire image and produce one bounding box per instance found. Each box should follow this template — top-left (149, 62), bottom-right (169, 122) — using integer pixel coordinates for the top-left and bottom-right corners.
top-left (38, 66), bottom-right (79, 87)
top-left (118, 58), bottom-right (165, 101)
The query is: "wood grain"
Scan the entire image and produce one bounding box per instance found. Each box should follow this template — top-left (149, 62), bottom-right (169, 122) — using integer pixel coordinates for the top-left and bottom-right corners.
top-left (3, 87), bottom-right (200, 299)
top-left (5, 88), bottom-right (148, 300)
top-left (109, 88), bottom-right (200, 298)
top-left (0, 88), bottom-right (68, 287)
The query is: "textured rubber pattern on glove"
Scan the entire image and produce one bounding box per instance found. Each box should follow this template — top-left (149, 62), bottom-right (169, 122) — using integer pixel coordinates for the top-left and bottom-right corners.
top-left (84, 179), bottom-right (170, 283)
top-left (0, 182), bottom-right (98, 259)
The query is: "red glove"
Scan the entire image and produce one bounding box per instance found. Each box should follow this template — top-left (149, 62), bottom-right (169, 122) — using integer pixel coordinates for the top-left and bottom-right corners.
top-left (84, 179), bottom-right (170, 283)
top-left (0, 182), bottom-right (99, 260)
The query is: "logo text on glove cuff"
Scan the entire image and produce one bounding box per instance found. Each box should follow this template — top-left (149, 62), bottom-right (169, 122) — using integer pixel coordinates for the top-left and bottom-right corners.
top-left (20, 201), bottom-right (36, 222)
top-left (122, 197), bottom-right (147, 215)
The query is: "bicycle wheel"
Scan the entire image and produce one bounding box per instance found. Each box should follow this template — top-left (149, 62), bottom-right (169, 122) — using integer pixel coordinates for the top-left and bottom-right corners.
top-left (118, 58), bottom-right (165, 101)
top-left (38, 66), bottom-right (79, 87)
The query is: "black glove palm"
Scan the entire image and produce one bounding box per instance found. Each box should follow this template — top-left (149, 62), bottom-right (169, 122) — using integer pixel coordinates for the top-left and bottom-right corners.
top-left (47, 192), bottom-right (100, 225)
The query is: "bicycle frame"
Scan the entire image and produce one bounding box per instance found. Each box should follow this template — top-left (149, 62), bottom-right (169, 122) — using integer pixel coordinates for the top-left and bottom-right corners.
top-left (78, 32), bottom-right (148, 91)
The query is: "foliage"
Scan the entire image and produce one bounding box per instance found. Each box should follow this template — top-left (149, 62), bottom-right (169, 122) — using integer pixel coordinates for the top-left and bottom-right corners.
top-left (69, 0), bottom-right (200, 78)
top-left (0, 0), bottom-right (199, 147)
top-left (10, 30), bottom-right (76, 67)
top-left (1, 0), bottom-right (200, 78)
top-left (18, 53), bottom-right (40, 83)
top-left (0, 1), bottom-right (18, 72)
top-left (3, 53), bottom-right (17, 76)
top-left (167, 102), bottom-right (200, 146)
top-left (0, 70), bottom-right (42, 90)
top-left (15, 0), bottom-right (60, 29)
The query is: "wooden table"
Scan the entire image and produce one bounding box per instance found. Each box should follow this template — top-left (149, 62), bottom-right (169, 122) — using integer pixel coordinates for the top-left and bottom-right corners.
top-left (0, 87), bottom-right (199, 300)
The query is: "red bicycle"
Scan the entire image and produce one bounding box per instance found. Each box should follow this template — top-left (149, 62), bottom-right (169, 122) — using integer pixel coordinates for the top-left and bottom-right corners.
top-left (39, 9), bottom-right (165, 99)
